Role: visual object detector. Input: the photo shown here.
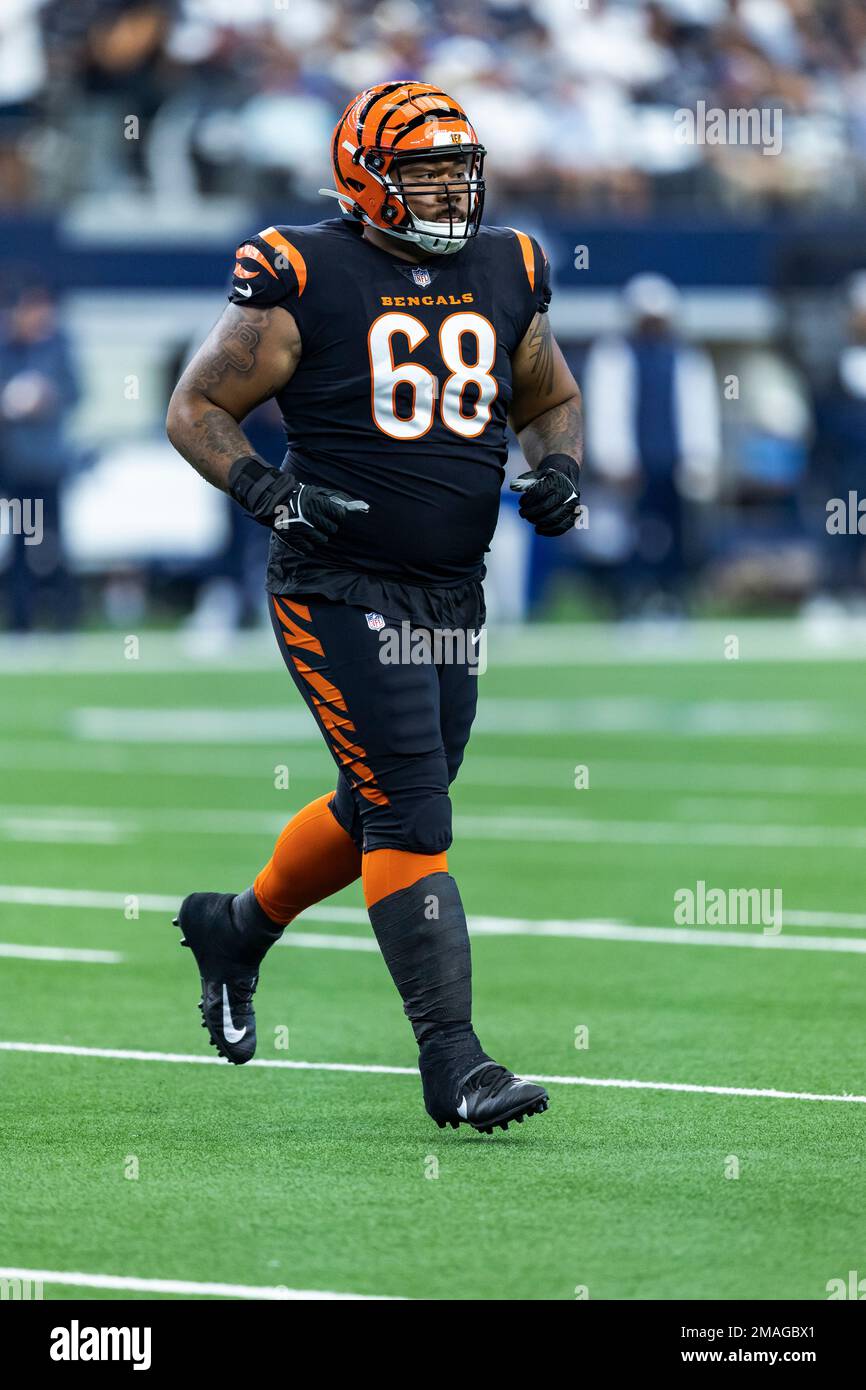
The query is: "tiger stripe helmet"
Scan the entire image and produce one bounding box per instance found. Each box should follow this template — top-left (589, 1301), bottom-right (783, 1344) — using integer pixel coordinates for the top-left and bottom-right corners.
top-left (322, 80), bottom-right (486, 256)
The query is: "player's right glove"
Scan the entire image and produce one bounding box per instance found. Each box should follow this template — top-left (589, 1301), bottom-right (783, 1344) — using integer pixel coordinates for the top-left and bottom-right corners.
top-left (228, 455), bottom-right (369, 554)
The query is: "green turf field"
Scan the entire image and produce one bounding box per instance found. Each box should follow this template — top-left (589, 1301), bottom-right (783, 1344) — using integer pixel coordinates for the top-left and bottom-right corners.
top-left (1, 620), bottom-right (865, 1301)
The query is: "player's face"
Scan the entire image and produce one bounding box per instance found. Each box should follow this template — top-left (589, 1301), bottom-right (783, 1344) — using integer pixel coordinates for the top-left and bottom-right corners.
top-left (396, 154), bottom-right (472, 225)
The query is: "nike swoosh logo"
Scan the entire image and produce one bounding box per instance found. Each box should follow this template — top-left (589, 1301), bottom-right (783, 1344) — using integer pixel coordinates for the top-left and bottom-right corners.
top-left (471, 630), bottom-right (481, 646)
top-left (222, 984), bottom-right (246, 1043)
top-left (234, 283), bottom-right (253, 298)
top-left (457, 1095), bottom-right (468, 1119)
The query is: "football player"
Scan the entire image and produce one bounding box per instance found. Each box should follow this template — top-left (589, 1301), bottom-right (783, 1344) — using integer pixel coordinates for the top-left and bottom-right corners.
top-left (166, 81), bottom-right (582, 1134)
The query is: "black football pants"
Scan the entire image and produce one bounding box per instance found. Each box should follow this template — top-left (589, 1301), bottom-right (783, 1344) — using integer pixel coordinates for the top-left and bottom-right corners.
top-left (268, 594), bottom-right (480, 854)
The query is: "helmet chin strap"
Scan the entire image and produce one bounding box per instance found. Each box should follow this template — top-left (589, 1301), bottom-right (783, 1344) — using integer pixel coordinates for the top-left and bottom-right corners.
top-left (318, 187), bottom-right (465, 255)
top-left (393, 223), bottom-right (465, 255)
top-left (318, 187), bottom-right (356, 214)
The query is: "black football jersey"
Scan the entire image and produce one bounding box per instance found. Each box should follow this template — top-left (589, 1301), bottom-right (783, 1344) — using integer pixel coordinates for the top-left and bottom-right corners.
top-left (227, 216), bottom-right (551, 626)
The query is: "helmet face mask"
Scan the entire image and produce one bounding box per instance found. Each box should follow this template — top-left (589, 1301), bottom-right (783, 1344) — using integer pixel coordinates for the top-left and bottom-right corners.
top-left (324, 82), bottom-right (487, 257)
top-left (382, 147), bottom-right (486, 255)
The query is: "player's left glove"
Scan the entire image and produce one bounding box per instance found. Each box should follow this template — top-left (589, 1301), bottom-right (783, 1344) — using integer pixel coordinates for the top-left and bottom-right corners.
top-left (510, 454), bottom-right (581, 536)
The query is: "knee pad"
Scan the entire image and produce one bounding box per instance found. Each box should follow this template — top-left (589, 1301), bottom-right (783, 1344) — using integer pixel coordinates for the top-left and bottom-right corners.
top-left (403, 793), bottom-right (453, 854)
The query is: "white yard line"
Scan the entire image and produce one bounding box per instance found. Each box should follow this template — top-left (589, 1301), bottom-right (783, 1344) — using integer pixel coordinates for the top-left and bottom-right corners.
top-left (278, 931), bottom-right (378, 952)
top-left (454, 813), bottom-right (866, 849)
top-left (0, 818), bottom-right (126, 845)
top-left (0, 944), bottom-right (121, 963)
top-left (464, 919), bottom-right (866, 953)
top-left (70, 700), bottom-right (848, 742)
top-left (0, 1266), bottom-right (402, 1301)
top-left (2, 885), bottom-right (866, 952)
top-left (4, 618), bottom-right (866, 671)
top-left (1, 1040), bottom-right (863, 1105)
top-left (783, 909), bottom-right (866, 929)
top-left (0, 1041), bottom-right (415, 1074)
top-left (3, 743), bottom-right (866, 798)
top-left (3, 804), bottom-right (866, 850)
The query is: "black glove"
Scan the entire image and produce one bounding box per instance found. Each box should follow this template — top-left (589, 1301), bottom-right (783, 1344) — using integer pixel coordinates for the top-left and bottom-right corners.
top-left (509, 454), bottom-right (581, 536)
top-left (228, 455), bottom-right (369, 553)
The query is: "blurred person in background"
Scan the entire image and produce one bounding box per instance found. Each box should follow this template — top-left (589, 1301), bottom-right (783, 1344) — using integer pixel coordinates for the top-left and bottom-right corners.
top-left (40, 0), bottom-right (176, 198)
top-left (812, 271), bottom-right (866, 602)
top-left (0, 0), bottom-right (48, 206)
top-left (582, 272), bottom-right (720, 613)
top-left (729, 339), bottom-right (813, 506)
top-left (0, 284), bottom-right (81, 631)
top-left (711, 330), bottom-right (814, 609)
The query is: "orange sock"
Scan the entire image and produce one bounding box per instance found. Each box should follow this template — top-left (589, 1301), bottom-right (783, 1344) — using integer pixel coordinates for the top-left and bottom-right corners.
top-left (254, 793), bottom-right (362, 924)
top-left (362, 847), bottom-right (449, 908)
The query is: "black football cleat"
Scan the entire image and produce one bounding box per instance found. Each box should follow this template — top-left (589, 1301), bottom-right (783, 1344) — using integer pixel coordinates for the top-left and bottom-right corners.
top-left (174, 892), bottom-right (259, 1064)
top-left (425, 1056), bottom-right (550, 1135)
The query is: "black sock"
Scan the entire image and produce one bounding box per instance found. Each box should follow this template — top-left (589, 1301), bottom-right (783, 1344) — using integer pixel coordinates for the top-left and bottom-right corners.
top-left (230, 886), bottom-right (286, 966)
top-left (366, 871), bottom-right (480, 1048)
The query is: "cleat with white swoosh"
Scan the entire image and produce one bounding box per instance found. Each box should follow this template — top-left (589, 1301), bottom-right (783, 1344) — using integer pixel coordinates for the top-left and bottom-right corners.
top-left (174, 892), bottom-right (260, 1064)
top-left (423, 1045), bottom-right (550, 1134)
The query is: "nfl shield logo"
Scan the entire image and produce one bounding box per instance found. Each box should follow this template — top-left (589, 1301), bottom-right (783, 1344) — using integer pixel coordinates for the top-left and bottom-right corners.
top-left (365, 611), bottom-right (385, 631)
top-left (412, 266), bottom-right (432, 288)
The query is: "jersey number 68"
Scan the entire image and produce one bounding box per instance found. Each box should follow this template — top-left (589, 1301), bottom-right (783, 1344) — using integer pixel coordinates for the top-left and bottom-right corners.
top-left (368, 311), bottom-right (498, 442)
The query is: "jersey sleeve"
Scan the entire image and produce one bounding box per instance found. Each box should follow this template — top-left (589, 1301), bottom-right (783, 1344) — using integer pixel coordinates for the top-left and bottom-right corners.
top-left (227, 226), bottom-right (308, 312)
top-left (509, 228), bottom-right (552, 342)
top-left (533, 238), bottom-right (552, 316)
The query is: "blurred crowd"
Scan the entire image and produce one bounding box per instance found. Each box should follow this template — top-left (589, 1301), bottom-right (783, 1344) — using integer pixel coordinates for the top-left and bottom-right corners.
top-left (1, 0), bottom-right (866, 213)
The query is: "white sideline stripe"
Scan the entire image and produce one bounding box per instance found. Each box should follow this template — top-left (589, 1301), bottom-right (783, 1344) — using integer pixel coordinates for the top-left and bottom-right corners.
top-left (3, 886), bottom-right (866, 953)
top-left (783, 910), bottom-right (866, 929)
top-left (1, 1041), bottom-right (863, 1106)
top-left (4, 805), bottom-right (866, 851)
top-left (0, 817), bottom-right (125, 845)
top-left (279, 931), bottom-right (377, 952)
top-left (71, 700), bottom-right (845, 742)
top-left (464, 918), bottom-right (866, 953)
top-left (6, 742), bottom-right (866, 799)
top-left (0, 944), bottom-right (121, 963)
top-left (0, 1042), bottom-right (415, 1074)
top-left (0, 1266), bottom-right (402, 1301)
top-left (0, 883), bottom-right (347, 915)
top-left (456, 813), bottom-right (866, 850)
top-left (6, 618), bottom-right (866, 671)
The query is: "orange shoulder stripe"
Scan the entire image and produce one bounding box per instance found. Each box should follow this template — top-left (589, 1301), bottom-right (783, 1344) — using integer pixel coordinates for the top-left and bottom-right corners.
top-left (508, 227), bottom-right (535, 291)
top-left (260, 227), bottom-right (307, 297)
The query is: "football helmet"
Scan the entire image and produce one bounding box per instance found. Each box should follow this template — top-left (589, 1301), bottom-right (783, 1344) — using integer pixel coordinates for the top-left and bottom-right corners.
top-left (321, 80), bottom-right (486, 256)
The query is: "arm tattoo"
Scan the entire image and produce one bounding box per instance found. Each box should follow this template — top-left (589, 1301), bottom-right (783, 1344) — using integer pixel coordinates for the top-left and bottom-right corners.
top-left (526, 313), bottom-right (555, 396)
top-left (167, 305), bottom-right (297, 488)
top-left (518, 397), bottom-right (584, 469)
top-left (188, 308), bottom-right (269, 392)
top-left (189, 407), bottom-right (250, 472)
